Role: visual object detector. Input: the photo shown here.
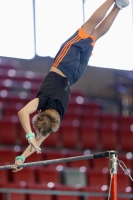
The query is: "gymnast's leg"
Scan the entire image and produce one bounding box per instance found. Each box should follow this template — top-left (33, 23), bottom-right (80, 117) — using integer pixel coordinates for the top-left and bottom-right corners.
top-left (92, 3), bottom-right (122, 41)
top-left (81, 0), bottom-right (129, 38)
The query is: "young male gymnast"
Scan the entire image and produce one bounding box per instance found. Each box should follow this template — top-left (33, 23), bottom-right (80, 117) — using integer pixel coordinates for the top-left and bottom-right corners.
top-left (12, 0), bottom-right (129, 172)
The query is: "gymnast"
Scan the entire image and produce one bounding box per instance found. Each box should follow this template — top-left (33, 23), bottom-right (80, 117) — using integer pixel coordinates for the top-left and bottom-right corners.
top-left (12, 0), bottom-right (129, 172)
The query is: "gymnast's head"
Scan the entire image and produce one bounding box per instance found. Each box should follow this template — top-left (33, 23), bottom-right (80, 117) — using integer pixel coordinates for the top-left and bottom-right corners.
top-left (32, 108), bottom-right (60, 137)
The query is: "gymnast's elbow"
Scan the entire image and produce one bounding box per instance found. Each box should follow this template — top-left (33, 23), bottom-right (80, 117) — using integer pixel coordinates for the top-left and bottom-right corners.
top-left (18, 108), bottom-right (27, 118)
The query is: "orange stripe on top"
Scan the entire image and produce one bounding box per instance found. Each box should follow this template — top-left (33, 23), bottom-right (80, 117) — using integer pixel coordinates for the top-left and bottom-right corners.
top-left (53, 34), bottom-right (81, 68)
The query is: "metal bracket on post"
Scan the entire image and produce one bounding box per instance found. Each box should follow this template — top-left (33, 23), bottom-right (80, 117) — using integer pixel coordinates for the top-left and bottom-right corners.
top-left (109, 150), bottom-right (118, 200)
top-left (109, 150), bottom-right (118, 175)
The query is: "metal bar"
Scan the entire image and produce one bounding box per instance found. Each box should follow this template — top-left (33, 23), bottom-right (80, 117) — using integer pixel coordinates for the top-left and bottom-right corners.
top-left (0, 151), bottom-right (111, 170)
top-left (0, 188), bottom-right (133, 198)
top-left (0, 188), bottom-right (108, 197)
top-left (33, 0), bottom-right (36, 57)
top-left (82, 0), bottom-right (85, 23)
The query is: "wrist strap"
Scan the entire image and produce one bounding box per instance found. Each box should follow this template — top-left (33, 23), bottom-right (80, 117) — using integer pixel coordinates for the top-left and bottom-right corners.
top-left (15, 156), bottom-right (25, 163)
top-left (26, 132), bottom-right (35, 140)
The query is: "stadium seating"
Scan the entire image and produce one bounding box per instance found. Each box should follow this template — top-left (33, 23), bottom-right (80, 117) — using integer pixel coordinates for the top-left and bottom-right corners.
top-left (85, 197), bottom-right (107, 200)
top-left (68, 151), bottom-right (90, 169)
top-left (37, 167), bottom-right (61, 184)
top-left (43, 129), bottom-right (60, 148)
top-left (12, 168), bottom-right (36, 185)
top-left (44, 150), bottom-right (68, 168)
top-left (0, 183), bottom-right (27, 200)
top-left (54, 185), bottom-right (80, 200)
top-left (80, 124), bottom-right (99, 150)
top-left (86, 169), bottom-right (109, 188)
top-left (0, 149), bottom-right (18, 165)
top-left (99, 125), bottom-right (118, 151)
top-left (0, 118), bottom-right (18, 145)
top-left (27, 183), bottom-right (53, 200)
top-left (119, 126), bottom-right (133, 152)
top-left (59, 123), bottom-right (80, 148)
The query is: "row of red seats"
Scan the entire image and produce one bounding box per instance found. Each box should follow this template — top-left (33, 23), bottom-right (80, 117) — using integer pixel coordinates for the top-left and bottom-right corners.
top-left (0, 167), bottom-right (132, 193)
top-left (0, 117), bottom-right (133, 152)
top-left (0, 68), bottom-right (44, 83)
top-left (0, 182), bottom-right (132, 200)
top-left (0, 182), bottom-right (113, 200)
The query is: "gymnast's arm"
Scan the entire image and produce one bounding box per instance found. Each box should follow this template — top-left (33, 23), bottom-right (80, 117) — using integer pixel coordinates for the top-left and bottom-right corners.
top-left (18, 98), bottom-right (39, 134)
top-left (21, 134), bottom-right (49, 158)
top-left (18, 98), bottom-right (40, 151)
top-left (12, 134), bottom-right (50, 172)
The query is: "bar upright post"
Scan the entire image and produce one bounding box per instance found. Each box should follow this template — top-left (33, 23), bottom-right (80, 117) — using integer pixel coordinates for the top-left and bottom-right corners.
top-left (109, 151), bottom-right (118, 200)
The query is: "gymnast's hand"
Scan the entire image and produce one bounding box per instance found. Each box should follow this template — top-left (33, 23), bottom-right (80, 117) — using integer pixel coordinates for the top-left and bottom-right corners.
top-left (28, 137), bottom-right (41, 154)
top-left (11, 158), bottom-right (24, 172)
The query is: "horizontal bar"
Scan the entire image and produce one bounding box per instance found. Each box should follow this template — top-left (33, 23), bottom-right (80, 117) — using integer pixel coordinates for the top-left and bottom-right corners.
top-left (0, 151), bottom-right (113, 170)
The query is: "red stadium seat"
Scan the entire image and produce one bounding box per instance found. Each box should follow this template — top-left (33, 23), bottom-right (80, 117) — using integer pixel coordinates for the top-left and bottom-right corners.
top-left (83, 99), bottom-right (101, 112)
top-left (43, 130), bottom-right (60, 148)
top-left (117, 172), bottom-right (131, 192)
top-left (100, 113), bottom-right (119, 126)
top-left (63, 108), bottom-right (82, 122)
top-left (0, 170), bottom-right (9, 184)
top-left (80, 124), bottom-right (99, 150)
top-left (2, 192), bottom-right (26, 200)
top-left (0, 68), bottom-right (44, 83)
top-left (3, 108), bottom-right (18, 117)
top-left (119, 115), bottom-right (133, 128)
top-left (119, 127), bottom-right (133, 152)
top-left (27, 183), bottom-right (53, 200)
top-left (60, 124), bottom-right (80, 148)
top-left (44, 150), bottom-right (68, 168)
top-left (68, 151), bottom-right (90, 169)
top-left (0, 149), bottom-right (18, 165)
top-left (0, 183), bottom-right (26, 200)
top-left (100, 125), bottom-right (118, 151)
top-left (23, 151), bottom-right (43, 164)
top-left (12, 168), bottom-right (36, 185)
top-left (18, 123), bottom-right (28, 145)
top-left (54, 185), bottom-right (80, 200)
top-left (79, 184), bottom-right (108, 196)
top-left (0, 119), bottom-right (18, 144)
top-left (37, 168), bottom-right (61, 184)
top-left (80, 111), bottom-right (100, 126)
top-left (92, 158), bottom-right (109, 171)
top-left (86, 170), bottom-right (109, 188)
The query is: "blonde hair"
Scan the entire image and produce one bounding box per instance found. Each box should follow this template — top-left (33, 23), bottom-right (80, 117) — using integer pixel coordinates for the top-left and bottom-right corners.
top-left (33, 108), bottom-right (60, 136)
